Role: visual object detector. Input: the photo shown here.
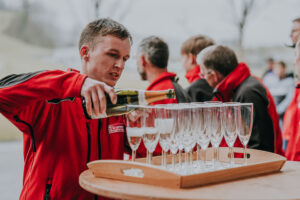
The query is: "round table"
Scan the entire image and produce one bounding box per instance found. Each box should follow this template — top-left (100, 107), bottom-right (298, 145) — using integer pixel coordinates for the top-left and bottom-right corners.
top-left (79, 161), bottom-right (300, 200)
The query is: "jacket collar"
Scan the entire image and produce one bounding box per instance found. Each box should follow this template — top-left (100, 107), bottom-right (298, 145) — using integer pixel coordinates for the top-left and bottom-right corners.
top-left (213, 62), bottom-right (251, 102)
top-left (147, 71), bottom-right (177, 90)
top-left (185, 65), bottom-right (201, 83)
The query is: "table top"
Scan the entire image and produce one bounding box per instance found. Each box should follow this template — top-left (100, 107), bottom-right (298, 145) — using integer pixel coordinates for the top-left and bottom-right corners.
top-left (79, 161), bottom-right (300, 200)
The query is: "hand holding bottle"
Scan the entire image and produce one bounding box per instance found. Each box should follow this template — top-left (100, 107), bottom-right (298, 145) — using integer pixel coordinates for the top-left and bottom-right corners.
top-left (81, 77), bottom-right (117, 118)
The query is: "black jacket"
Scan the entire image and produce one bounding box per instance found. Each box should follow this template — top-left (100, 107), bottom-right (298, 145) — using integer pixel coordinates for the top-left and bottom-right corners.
top-left (232, 76), bottom-right (275, 152)
top-left (186, 78), bottom-right (213, 102)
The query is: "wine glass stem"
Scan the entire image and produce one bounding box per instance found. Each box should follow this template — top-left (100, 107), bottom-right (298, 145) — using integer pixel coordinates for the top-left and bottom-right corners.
top-left (203, 149), bottom-right (207, 168)
top-left (189, 151), bottom-right (193, 167)
top-left (172, 154), bottom-right (175, 169)
top-left (132, 150), bottom-right (136, 162)
top-left (179, 149), bottom-right (182, 167)
top-left (148, 152), bottom-right (152, 165)
top-left (244, 146), bottom-right (247, 165)
top-left (162, 150), bottom-right (167, 167)
top-left (229, 147), bottom-right (233, 167)
top-left (213, 147), bottom-right (217, 169)
top-left (185, 151), bottom-right (189, 168)
top-left (197, 145), bottom-right (200, 164)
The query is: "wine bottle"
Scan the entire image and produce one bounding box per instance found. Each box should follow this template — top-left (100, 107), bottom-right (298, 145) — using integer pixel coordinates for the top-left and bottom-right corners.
top-left (82, 89), bottom-right (175, 119)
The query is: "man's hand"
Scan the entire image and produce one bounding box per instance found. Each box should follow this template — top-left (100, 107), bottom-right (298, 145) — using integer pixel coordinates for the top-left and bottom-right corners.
top-left (81, 78), bottom-right (117, 117)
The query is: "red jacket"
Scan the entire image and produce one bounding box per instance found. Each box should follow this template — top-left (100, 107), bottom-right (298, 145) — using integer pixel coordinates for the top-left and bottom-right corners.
top-left (0, 69), bottom-right (126, 200)
top-left (213, 63), bottom-right (284, 156)
top-left (185, 65), bottom-right (201, 83)
top-left (137, 72), bottom-right (177, 157)
top-left (283, 84), bottom-right (300, 160)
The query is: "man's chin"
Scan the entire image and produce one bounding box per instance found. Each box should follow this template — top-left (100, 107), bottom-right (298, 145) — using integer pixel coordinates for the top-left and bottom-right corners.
top-left (102, 79), bottom-right (117, 87)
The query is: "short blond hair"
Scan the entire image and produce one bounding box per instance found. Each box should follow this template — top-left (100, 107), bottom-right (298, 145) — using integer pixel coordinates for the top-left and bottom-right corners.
top-left (181, 35), bottom-right (215, 56)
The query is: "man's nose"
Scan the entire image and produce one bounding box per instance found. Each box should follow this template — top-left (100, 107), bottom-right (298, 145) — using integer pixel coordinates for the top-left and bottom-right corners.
top-left (115, 59), bottom-right (125, 70)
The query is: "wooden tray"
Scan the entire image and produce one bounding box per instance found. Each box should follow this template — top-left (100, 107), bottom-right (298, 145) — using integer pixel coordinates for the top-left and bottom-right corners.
top-left (87, 147), bottom-right (286, 188)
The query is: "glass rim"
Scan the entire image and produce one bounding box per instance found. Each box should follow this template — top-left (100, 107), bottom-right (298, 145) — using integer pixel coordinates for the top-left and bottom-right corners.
top-left (126, 105), bottom-right (153, 109)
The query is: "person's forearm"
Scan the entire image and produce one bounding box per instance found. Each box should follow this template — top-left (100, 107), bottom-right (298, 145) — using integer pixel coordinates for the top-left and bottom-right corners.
top-left (0, 70), bottom-right (87, 115)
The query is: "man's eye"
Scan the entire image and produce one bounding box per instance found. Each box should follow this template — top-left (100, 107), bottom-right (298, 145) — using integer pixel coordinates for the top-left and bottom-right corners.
top-left (108, 53), bottom-right (119, 58)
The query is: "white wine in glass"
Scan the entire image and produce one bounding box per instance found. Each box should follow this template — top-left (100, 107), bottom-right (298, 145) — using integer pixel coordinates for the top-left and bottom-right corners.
top-left (126, 127), bottom-right (142, 161)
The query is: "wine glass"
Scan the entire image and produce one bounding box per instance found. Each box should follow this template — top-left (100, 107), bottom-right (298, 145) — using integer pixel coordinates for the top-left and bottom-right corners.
top-left (167, 104), bottom-right (180, 170)
top-left (154, 105), bottom-right (173, 168)
top-left (237, 103), bottom-right (254, 165)
top-left (142, 106), bottom-right (160, 165)
top-left (205, 102), bottom-right (224, 169)
top-left (125, 105), bottom-right (144, 162)
top-left (192, 103), bottom-right (208, 169)
top-left (179, 104), bottom-right (196, 172)
top-left (223, 102), bottom-right (240, 167)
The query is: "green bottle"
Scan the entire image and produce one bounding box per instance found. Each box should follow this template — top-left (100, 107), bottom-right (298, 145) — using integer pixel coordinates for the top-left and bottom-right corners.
top-left (82, 89), bottom-right (175, 119)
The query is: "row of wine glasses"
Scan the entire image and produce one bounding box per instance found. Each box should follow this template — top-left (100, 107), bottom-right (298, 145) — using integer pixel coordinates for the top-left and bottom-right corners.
top-left (125, 102), bottom-right (253, 173)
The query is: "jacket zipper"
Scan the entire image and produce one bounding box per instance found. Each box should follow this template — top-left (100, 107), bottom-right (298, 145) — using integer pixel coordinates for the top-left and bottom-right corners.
top-left (44, 179), bottom-right (52, 200)
top-left (97, 119), bottom-right (102, 160)
top-left (86, 122), bottom-right (91, 163)
top-left (14, 115), bottom-right (36, 152)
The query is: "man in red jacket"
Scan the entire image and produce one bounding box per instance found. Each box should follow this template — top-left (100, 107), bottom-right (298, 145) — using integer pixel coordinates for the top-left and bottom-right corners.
top-left (180, 35), bottom-right (214, 102)
top-left (0, 18), bottom-right (132, 200)
top-left (283, 39), bottom-right (300, 160)
top-left (197, 45), bottom-right (284, 155)
top-left (135, 36), bottom-right (190, 157)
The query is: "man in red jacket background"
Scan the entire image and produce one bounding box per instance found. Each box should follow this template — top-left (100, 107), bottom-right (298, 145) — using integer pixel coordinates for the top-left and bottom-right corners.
top-left (180, 35), bottom-right (214, 102)
top-left (283, 39), bottom-right (300, 160)
top-left (0, 18), bottom-right (132, 200)
top-left (197, 45), bottom-right (284, 155)
top-left (135, 36), bottom-right (190, 157)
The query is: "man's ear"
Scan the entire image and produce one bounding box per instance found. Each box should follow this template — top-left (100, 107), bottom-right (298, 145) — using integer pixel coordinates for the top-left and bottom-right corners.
top-left (141, 55), bottom-right (147, 67)
top-left (80, 46), bottom-right (89, 62)
top-left (214, 70), bottom-right (225, 83)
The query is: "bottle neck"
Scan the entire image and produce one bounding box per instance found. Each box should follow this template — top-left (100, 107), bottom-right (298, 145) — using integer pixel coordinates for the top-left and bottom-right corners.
top-left (144, 90), bottom-right (175, 104)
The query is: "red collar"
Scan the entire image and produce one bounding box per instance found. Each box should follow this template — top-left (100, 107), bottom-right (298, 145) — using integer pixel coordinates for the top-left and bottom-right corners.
top-left (185, 65), bottom-right (201, 83)
top-left (147, 71), bottom-right (177, 90)
top-left (213, 62), bottom-right (251, 102)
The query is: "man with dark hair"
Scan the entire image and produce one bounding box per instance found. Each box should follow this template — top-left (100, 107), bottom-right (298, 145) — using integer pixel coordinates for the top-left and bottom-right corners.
top-left (136, 36), bottom-right (189, 104)
top-left (136, 36), bottom-right (189, 157)
top-left (180, 35), bottom-right (214, 102)
top-left (283, 39), bottom-right (300, 160)
top-left (198, 45), bottom-right (284, 155)
top-left (0, 18), bottom-right (132, 199)
top-left (290, 17), bottom-right (300, 48)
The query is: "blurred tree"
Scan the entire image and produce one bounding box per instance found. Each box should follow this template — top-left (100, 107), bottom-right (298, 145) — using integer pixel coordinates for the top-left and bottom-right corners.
top-left (228, 0), bottom-right (255, 50)
top-left (93, 0), bottom-right (102, 19)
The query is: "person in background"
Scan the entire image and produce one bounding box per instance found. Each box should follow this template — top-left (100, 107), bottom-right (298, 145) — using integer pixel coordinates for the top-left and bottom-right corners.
top-left (180, 35), bottom-right (214, 102)
top-left (271, 61), bottom-right (294, 128)
top-left (290, 17), bottom-right (300, 48)
top-left (0, 18), bottom-right (132, 200)
top-left (135, 36), bottom-right (190, 157)
top-left (283, 39), bottom-right (300, 160)
top-left (262, 58), bottom-right (279, 89)
top-left (197, 45), bottom-right (284, 155)
top-left (262, 57), bottom-right (275, 78)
